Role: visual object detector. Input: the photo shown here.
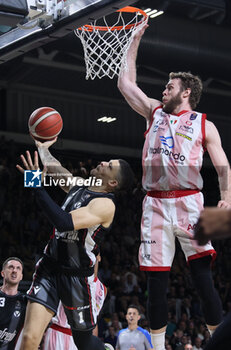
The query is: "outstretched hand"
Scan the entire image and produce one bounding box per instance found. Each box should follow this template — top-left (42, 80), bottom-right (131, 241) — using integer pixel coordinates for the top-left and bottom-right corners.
top-left (16, 150), bottom-right (47, 180)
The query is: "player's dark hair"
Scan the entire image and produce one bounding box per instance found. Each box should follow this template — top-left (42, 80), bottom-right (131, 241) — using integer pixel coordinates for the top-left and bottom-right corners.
top-left (116, 159), bottom-right (134, 191)
top-left (169, 71), bottom-right (203, 109)
top-left (127, 304), bottom-right (141, 314)
top-left (2, 257), bottom-right (24, 270)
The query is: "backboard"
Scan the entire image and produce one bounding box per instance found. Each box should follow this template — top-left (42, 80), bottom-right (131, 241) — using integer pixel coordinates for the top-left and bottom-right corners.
top-left (0, 0), bottom-right (138, 63)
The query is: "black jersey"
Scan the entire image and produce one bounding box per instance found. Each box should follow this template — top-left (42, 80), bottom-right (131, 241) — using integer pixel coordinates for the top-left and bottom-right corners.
top-left (43, 186), bottom-right (115, 276)
top-left (0, 290), bottom-right (26, 350)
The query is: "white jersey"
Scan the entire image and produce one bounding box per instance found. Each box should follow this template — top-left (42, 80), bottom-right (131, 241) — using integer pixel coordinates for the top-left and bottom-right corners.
top-left (142, 107), bottom-right (206, 191)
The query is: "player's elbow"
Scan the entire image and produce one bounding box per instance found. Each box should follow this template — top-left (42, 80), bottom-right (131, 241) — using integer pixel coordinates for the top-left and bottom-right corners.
top-left (117, 76), bottom-right (125, 92)
top-left (117, 75), bottom-right (130, 93)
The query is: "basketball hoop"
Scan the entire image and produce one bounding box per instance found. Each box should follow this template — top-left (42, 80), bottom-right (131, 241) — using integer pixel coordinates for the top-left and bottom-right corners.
top-left (74, 6), bottom-right (148, 80)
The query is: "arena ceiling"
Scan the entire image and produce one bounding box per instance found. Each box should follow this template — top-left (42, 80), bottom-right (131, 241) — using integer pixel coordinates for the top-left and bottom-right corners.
top-left (0, 0), bottom-right (231, 157)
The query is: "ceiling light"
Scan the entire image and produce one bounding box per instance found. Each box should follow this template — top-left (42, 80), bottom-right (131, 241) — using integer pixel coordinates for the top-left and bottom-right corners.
top-left (150, 10), bottom-right (164, 18)
top-left (144, 8), bottom-right (164, 19)
top-left (144, 8), bottom-right (157, 16)
top-left (97, 116), bottom-right (117, 123)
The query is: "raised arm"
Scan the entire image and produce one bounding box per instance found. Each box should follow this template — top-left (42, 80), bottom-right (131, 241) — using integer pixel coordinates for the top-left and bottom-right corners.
top-left (205, 120), bottom-right (231, 207)
top-left (117, 24), bottom-right (161, 121)
top-left (35, 138), bottom-right (82, 193)
top-left (17, 151), bottom-right (115, 232)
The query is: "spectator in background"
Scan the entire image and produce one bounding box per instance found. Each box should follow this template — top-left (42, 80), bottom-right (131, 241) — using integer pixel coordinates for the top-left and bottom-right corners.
top-left (166, 345), bottom-right (173, 350)
top-left (193, 337), bottom-right (203, 350)
top-left (185, 344), bottom-right (193, 350)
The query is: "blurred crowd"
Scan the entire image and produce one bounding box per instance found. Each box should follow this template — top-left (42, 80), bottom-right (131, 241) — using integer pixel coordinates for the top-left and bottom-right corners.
top-left (1, 135), bottom-right (231, 350)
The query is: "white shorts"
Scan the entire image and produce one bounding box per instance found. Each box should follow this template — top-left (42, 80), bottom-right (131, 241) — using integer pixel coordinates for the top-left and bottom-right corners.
top-left (139, 191), bottom-right (216, 270)
top-left (42, 326), bottom-right (77, 350)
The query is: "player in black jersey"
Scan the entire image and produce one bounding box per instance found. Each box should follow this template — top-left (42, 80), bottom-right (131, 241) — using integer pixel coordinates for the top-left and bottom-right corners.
top-left (16, 139), bottom-right (134, 350)
top-left (0, 257), bottom-right (27, 350)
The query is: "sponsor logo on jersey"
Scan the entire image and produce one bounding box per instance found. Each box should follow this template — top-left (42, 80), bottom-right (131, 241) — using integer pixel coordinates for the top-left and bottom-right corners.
top-left (14, 310), bottom-right (20, 317)
top-left (153, 125), bottom-right (165, 133)
top-left (176, 132), bottom-right (192, 141)
top-left (141, 240), bottom-right (156, 244)
top-left (58, 231), bottom-right (79, 241)
top-left (33, 286), bottom-right (41, 295)
top-left (153, 125), bottom-right (159, 132)
top-left (149, 147), bottom-right (186, 163)
top-left (186, 120), bottom-right (192, 126)
top-left (74, 201), bottom-right (82, 209)
top-left (15, 301), bottom-right (21, 309)
top-left (159, 120), bottom-right (168, 126)
top-left (142, 254), bottom-right (151, 260)
top-left (190, 112), bottom-right (197, 120)
top-left (24, 169), bottom-right (42, 188)
top-left (187, 224), bottom-right (196, 231)
top-left (179, 125), bottom-right (194, 134)
top-left (0, 328), bottom-right (16, 342)
top-left (159, 136), bottom-right (174, 148)
top-left (76, 305), bottom-right (90, 311)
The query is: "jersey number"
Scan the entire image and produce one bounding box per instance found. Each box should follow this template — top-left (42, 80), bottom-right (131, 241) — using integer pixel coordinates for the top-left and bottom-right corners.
top-left (0, 298), bottom-right (5, 307)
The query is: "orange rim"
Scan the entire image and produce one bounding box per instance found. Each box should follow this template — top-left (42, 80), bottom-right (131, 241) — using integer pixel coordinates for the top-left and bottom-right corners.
top-left (77, 6), bottom-right (148, 32)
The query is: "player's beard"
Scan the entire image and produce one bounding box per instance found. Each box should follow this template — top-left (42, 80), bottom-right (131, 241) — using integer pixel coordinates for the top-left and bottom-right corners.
top-left (163, 91), bottom-right (182, 114)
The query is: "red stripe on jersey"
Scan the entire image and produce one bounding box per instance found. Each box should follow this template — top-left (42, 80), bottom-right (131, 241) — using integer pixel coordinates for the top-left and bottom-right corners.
top-left (201, 113), bottom-right (207, 151)
top-left (50, 227), bottom-right (56, 239)
top-left (147, 189), bottom-right (199, 198)
top-left (82, 229), bottom-right (87, 244)
top-left (175, 110), bottom-right (189, 116)
top-left (50, 323), bottom-right (72, 335)
top-left (144, 105), bottom-right (162, 137)
top-left (85, 277), bottom-right (94, 326)
top-left (27, 258), bottom-right (43, 295)
top-left (140, 266), bottom-right (171, 271)
top-left (188, 249), bottom-right (217, 262)
top-left (63, 304), bottom-right (77, 310)
top-left (92, 227), bottom-right (101, 240)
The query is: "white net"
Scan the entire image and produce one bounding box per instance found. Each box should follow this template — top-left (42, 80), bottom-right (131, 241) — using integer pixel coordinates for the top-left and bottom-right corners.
top-left (74, 7), bottom-right (148, 80)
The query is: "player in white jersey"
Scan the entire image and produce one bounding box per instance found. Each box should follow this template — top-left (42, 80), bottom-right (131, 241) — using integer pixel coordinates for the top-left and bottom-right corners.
top-left (118, 24), bottom-right (231, 350)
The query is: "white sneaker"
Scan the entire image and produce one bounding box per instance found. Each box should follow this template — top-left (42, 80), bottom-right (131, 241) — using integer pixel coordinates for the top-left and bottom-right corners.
top-left (104, 344), bottom-right (114, 350)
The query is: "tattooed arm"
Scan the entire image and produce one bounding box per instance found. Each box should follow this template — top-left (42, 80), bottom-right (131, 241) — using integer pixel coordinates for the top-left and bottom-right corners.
top-left (36, 138), bottom-right (83, 192)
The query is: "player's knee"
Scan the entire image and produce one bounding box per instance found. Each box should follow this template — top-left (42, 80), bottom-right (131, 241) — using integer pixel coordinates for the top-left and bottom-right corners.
top-left (147, 271), bottom-right (169, 301)
top-left (189, 256), bottom-right (215, 299)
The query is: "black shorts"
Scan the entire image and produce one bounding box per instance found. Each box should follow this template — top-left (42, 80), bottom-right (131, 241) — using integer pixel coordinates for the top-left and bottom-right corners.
top-left (27, 257), bottom-right (97, 331)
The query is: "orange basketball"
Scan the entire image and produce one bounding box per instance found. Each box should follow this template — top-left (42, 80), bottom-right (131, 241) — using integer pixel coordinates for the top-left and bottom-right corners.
top-left (28, 107), bottom-right (63, 141)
